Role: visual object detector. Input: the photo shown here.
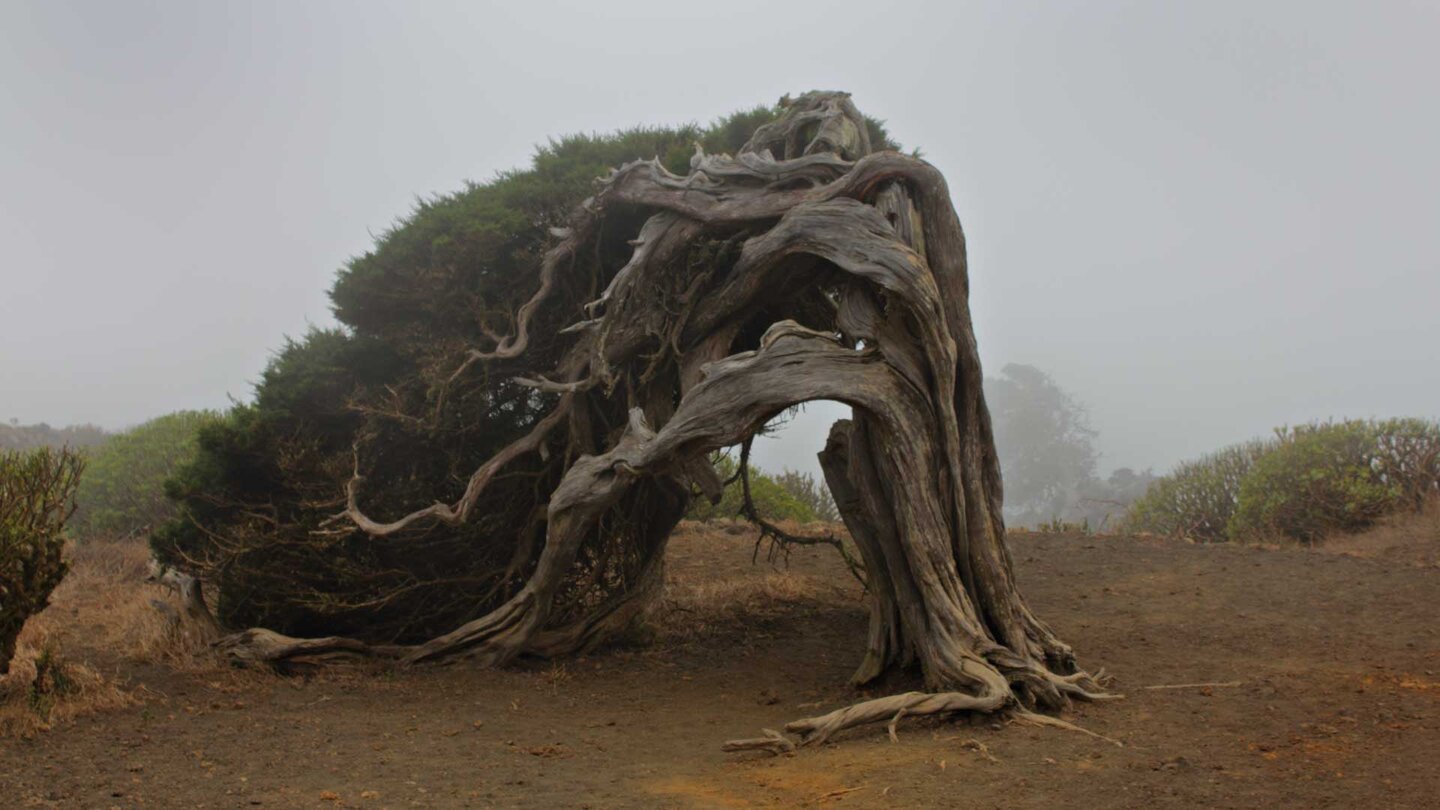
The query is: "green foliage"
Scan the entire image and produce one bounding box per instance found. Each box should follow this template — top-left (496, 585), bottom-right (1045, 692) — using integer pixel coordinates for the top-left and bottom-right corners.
top-left (70, 411), bottom-right (219, 539)
top-left (329, 106), bottom-right (899, 350)
top-left (686, 455), bottom-right (817, 524)
top-left (772, 469), bottom-right (838, 522)
top-left (151, 329), bottom-right (416, 636)
top-left (1, 447), bottom-right (83, 675)
top-left (1228, 420), bottom-right (1433, 543)
top-left (1370, 417), bottom-right (1440, 511)
top-left (1123, 440), bottom-right (1271, 542)
top-left (155, 101), bottom-right (898, 642)
top-left (1125, 418), bottom-right (1440, 544)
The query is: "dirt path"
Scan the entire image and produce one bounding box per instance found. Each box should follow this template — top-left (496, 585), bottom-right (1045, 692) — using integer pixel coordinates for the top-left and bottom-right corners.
top-left (3, 529), bottom-right (1437, 808)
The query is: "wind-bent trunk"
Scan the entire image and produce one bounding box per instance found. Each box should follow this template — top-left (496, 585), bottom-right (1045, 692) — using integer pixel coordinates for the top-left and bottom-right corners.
top-left (211, 91), bottom-right (1112, 747)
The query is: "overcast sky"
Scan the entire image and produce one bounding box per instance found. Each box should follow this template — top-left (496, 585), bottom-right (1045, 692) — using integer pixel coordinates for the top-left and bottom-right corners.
top-left (3, 1), bottom-right (1437, 478)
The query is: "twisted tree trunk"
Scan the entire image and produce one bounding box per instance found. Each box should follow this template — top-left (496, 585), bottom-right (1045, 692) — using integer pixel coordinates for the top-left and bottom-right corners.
top-left (213, 92), bottom-right (1112, 747)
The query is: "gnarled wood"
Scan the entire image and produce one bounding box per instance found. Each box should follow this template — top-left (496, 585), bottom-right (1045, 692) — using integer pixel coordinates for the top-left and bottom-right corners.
top-left (211, 91), bottom-right (1112, 747)
top-left (145, 560), bottom-right (222, 641)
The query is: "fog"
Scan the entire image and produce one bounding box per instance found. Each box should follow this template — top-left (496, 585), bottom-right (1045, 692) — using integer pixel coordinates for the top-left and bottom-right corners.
top-left (4, 1), bottom-right (1438, 479)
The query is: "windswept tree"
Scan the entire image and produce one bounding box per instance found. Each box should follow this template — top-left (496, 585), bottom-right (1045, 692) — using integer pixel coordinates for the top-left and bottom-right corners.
top-left (158, 92), bottom-right (1110, 747)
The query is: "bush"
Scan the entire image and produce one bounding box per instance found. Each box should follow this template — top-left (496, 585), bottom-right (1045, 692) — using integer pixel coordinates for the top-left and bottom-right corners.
top-left (1370, 417), bottom-right (1440, 511)
top-left (1228, 420), bottom-right (1436, 543)
top-left (1123, 439), bottom-right (1271, 542)
top-left (0, 447), bottom-right (83, 675)
top-left (773, 469), bottom-right (838, 522)
top-left (71, 411), bottom-right (219, 539)
top-left (1125, 418), bottom-right (1440, 544)
top-left (687, 455), bottom-right (817, 524)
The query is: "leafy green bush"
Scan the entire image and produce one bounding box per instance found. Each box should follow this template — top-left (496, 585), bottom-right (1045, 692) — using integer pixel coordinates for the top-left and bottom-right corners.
top-left (1125, 418), bottom-right (1440, 544)
top-left (71, 411), bottom-right (219, 539)
top-left (1370, 417), bottom-right (1440, 511)
top-left (1123, 439), bottom-right (1272, 542)
top-left (1228, 420), bottom-right (1435, 543)
top-left (772, 469), bottom-right (838, 522)
top-left (686, 455), bottom-right (816, 524)
top-left (1, 447), bottom-right (83, 675)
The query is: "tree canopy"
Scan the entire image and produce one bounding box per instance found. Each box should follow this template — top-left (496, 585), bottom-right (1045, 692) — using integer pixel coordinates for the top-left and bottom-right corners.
top-left (155, 100), bottom-right (899, 642)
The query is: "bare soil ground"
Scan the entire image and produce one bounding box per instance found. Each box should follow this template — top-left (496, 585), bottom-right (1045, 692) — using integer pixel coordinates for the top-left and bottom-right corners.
top-left (2, 522), bottom-right (1437, 809)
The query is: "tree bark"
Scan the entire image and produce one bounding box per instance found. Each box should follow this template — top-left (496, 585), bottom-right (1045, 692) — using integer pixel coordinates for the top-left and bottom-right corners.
top-left (214, 91), bottom-right (1111, 747)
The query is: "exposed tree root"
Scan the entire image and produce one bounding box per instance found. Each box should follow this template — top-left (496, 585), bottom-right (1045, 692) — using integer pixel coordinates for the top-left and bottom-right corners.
top-left (720, 728), bottom-right (796, 756)
top-left (1010, 708), bottom-right (1125, 747)
top-left (723, 676), bottom-right (1122, 754)
top-left (723, 680), bottom-right (1013, 753)
top-left (214, 628), bottom-right (407, 668)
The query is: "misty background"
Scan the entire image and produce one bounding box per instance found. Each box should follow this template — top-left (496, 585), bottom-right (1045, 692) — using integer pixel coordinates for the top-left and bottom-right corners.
top-left (4, 1), bottom-right (1438, 491)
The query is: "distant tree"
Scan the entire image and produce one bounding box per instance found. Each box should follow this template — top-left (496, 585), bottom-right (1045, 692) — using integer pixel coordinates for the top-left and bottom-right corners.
top-left (71, 411), bottom-right (219, 539)
top-left (0, 422), bottom-right (108, 452)
top-left (1067, 467), bottom-right (1160, 531)
top-left (985, 364), bottom-right (1098, 526)
top-left (1097, 467), bottom-right (1160, 503)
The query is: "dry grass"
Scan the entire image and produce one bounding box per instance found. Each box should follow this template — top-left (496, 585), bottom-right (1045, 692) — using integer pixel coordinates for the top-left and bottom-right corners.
top-left (1320, 496), bottom-right (1440, 567)
top-left (3, 523), bottom-right (863, 737)
top-left (0, 537), bottom-right (234, 737)
top-left (0, 623), bottom-right (135, 737)
top-left (655, 571), bottom-right (840, 639)
top-left (31, 539), bottom-right (216, 665)
top-left (651, 521), bottom-right (863, 643)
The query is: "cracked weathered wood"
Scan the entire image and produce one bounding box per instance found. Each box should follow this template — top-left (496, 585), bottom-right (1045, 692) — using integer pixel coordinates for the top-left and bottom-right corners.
top-left (212, 91), bottom-right (1112, 747)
